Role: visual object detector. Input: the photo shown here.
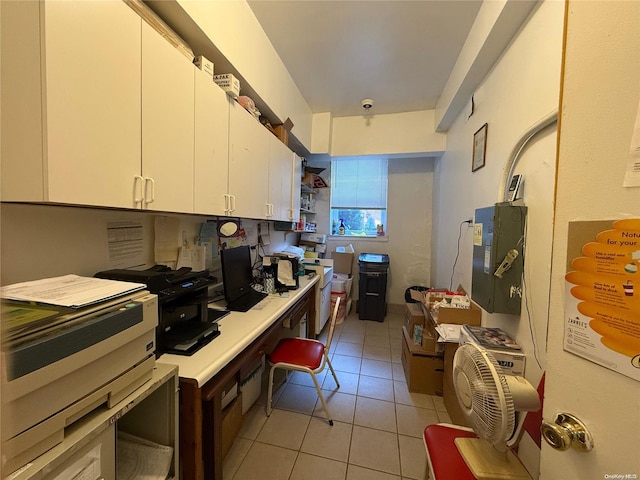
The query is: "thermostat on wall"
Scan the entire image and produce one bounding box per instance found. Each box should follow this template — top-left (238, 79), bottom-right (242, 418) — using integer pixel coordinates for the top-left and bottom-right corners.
top-left (505, 175), bottom-right (523, 202)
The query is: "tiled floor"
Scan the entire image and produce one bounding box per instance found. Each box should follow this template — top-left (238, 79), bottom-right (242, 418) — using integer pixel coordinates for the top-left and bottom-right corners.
top-left (222, 305), bottom-right (452, 480)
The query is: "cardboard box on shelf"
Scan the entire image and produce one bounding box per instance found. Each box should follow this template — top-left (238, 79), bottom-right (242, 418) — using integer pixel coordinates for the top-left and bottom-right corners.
top-left (213, 73), bottom-right (241, 98)
top-left (410, 289), bottom-right (481, 326)
top-left (432, 301), bottom-right (482, 326)
top-left (193, 55), bottom-right (214, 77)
top-left (459, 327), bottom-right (526, 375)
top-left (401, 326), bottom-right (444, 395)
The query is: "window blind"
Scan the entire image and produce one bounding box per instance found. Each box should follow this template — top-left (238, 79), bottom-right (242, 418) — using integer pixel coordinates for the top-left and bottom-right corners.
top-left (331, 157), bottom-right (388, 209)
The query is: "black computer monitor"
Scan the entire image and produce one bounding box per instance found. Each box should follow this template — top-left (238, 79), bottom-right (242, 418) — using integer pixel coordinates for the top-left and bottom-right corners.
top-left (220, 245), bottom-right (254, 304)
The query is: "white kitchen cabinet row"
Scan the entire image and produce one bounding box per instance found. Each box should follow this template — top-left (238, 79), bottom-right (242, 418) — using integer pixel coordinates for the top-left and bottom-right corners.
top-left (0, 0), bottom-right (300, 222)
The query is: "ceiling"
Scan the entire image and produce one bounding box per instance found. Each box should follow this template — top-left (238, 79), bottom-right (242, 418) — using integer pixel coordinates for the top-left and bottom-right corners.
top-left (246, 1), bottom-right (482, 118)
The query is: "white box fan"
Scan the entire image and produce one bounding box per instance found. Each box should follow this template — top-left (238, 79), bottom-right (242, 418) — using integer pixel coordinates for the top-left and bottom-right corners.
top-left (453, 342), bottom-right (540, 480)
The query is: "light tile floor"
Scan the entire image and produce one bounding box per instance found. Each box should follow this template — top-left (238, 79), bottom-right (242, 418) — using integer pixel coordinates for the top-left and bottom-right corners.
top-left (223, 306), bottom-right (452, 480)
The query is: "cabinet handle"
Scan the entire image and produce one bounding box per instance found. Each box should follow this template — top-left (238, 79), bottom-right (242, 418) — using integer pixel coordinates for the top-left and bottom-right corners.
top-left (144, 177), bottom-right (155, 205)
top-left (288, 208), bottom-right (294, 220)
top-left (133, 175), bottom-right (144, 206)
top-left (224, 194), bottom-right (230, 213)
top-left (229, 195), bottom-right (236, 213)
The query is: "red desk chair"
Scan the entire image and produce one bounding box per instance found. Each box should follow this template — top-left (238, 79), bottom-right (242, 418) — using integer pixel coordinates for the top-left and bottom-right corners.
top-left (423, 374), bottom-right (545, 480)
top-left (266, 297), bottom-right (341, 425)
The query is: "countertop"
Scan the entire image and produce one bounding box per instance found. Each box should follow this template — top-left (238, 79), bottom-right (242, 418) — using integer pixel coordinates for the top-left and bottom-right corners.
top-left (157, 275), bottom-right (319, 387)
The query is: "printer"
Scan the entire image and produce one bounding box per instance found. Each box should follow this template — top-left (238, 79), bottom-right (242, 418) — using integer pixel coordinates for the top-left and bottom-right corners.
top-left (94, 266), bottom-right (226, 356)
top-left (1, 289), bottom-right (158, 475)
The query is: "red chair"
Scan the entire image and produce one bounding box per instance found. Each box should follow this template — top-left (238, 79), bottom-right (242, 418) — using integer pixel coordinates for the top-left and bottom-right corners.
top-left (266, 297), bottom-right (341, 425)
top-left (423, 374), bottom-right (545, 479)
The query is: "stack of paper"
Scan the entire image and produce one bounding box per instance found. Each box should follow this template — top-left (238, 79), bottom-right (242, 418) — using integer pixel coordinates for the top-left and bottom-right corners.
top-left (1, 274), bottom-right (145, 308)
top-left (435, 323), bottom-right (463, 342)
top-left (117, 431), bottom-right (174, 480)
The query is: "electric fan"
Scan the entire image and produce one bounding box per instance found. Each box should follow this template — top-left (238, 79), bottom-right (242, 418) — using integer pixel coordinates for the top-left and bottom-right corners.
top-left (453, 342), bottom-right (540, 480)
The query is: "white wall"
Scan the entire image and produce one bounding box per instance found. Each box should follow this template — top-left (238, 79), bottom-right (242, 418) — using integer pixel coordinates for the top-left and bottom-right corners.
top-left (543, 1), bottom-right (640, 477)
top-left (0, 204), bottom-right (292, 286)
top-left (431, 2), bottom-right (564, 476)
top-left (330, 110), bottom-right (446, 157)
top-left (309, 156), bottom-right (435, 306)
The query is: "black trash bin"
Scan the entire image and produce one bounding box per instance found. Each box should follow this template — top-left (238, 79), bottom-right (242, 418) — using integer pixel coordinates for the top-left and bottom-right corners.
top-left (357, 253), bottom-right (390, 322)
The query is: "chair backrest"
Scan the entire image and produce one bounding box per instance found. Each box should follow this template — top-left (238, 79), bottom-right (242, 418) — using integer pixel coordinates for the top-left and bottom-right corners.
top-left (322, 296), bottom-right (341, 358)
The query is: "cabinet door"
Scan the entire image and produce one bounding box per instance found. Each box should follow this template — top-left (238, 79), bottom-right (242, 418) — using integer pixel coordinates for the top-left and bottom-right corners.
top-left (228, 101), bottom-right (269, 219)
top-left (194, 70), bottom-right (230, 216)
top-left (268, 137), bottom-right (294, 221)
top-left (291, 155), bottom-right (302, 222)
top-left (43, 1), bottom-right (142, 208)
top-left (142, 21), bottom-right (195, 213)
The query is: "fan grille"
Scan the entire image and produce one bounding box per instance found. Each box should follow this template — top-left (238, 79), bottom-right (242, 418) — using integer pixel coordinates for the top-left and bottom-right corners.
top-left (453, 343), bottom-right (515, 447)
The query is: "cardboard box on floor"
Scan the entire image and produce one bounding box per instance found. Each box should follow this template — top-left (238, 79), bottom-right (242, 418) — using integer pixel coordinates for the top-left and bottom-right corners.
top-left (401, 326), bottom-right (443, 395)
top-left (404, 303), bottom-right (437, 351)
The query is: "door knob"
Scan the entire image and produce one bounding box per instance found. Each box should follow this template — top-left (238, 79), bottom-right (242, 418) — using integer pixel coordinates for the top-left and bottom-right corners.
top-left (541, 413), bottom-right (594, 452)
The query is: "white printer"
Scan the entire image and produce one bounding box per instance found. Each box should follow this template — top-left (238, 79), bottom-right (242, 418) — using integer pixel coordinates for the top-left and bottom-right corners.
top-left (1, 289), bottom-right (158, 475)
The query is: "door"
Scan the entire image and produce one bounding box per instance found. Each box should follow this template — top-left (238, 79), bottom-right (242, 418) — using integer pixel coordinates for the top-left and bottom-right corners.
top-left (142, 21), bottom-right (195, 213)
top-left (542, 1), bottom-right (639, 478)
top-left (228, 101), bottom-right (269, 218)
top-left (194, 69), bottom-right (230, 216)
top-left (44, 0), bottom-right (141, 208)
top-left (268, 135), bottom-right (294, 221)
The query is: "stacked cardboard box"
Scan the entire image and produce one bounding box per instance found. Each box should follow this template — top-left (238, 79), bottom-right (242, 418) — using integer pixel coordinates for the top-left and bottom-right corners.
top-left (401, 326), bottom-right (444, 395)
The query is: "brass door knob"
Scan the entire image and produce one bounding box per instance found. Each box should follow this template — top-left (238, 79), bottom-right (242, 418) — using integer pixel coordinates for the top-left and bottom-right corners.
top-left (541, 413), bottom-right (594, 452)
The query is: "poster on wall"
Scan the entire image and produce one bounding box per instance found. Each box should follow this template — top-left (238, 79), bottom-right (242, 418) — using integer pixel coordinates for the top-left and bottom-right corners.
top-left (624, 96), bottom-right (640, 187)
top-left (564, 219), bottom-right (640, 382)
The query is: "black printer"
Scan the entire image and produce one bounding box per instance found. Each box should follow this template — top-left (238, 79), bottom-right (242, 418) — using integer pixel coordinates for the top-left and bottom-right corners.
top-left (95, 266), bottom-right (227, 356)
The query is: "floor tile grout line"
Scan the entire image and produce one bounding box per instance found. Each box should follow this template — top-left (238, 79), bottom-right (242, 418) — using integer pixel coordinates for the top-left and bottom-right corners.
top-left (228, 311), bottom-right (431, 479)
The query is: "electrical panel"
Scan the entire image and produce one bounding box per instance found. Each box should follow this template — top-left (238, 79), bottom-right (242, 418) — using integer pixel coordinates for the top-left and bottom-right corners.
top-left (471, 203), bottom-right (527, 314)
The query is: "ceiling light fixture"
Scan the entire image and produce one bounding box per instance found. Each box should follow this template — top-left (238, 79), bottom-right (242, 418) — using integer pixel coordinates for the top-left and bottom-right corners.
top-left (362, 98), bottom-right (374, 110)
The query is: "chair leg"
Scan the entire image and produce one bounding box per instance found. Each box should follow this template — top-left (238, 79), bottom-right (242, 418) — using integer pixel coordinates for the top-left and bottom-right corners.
top-left (326, 357), bottom-right (340, 389)
top-left (310, 372), bottom-right (333, 426)
top-left (266, 364), bottom-right (276, 417)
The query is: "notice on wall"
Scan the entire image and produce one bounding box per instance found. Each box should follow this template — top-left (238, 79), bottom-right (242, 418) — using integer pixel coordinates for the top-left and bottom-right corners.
top-left (624, 96), bottom-right (640, 187)
top-left (107, 221), bottom-right (144, 269)
top-left (564, 219), bottom-right (640, 382)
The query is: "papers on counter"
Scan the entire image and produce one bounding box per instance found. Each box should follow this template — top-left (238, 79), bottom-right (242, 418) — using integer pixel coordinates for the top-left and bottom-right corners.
top-left (435, 323), bottom-right (463, 343)
top-left (1, 274), bottom-right (145, 308)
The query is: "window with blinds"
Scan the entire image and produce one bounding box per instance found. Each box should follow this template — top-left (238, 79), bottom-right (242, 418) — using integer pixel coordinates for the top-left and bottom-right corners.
top-left (330, 156), bottom-right (388, 236)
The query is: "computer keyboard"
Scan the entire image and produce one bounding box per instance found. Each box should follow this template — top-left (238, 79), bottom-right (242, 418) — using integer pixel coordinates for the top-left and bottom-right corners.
top-left (226, 290), bottom-right (267, 312)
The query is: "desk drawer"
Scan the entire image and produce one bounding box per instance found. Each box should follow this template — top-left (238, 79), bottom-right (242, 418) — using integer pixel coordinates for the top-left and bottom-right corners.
top-left (282, 294), bottom-right (310, 330)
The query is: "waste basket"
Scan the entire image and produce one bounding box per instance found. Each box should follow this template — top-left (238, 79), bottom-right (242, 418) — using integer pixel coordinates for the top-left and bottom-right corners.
top-left (357, 253), bottom-right (390, 322)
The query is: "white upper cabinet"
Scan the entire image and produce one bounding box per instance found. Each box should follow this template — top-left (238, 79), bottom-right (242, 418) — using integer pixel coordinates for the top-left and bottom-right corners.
top-left (268, 136), bottom-right (296, 221)
top-left (290, 155), bottom-right (303, 223)
top-left (194, 70), bottom-right (230, 216)
top-left (1, 0), bottom-right (142, 208)
top-left (228, 101), bottom-right (269, 219)
top-left (141, 21), bottom-right (195, 213)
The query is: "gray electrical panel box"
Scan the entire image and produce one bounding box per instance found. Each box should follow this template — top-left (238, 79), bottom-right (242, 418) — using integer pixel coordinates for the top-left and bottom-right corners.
top-left (471, 203), bottom-right (527, 314)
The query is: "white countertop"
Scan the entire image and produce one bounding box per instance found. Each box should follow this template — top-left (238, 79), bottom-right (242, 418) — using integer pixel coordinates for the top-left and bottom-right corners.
top-left (157, 275), bottom-right (319, 387)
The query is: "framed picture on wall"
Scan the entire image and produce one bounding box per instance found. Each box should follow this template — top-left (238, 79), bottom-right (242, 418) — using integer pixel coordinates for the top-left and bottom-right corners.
top-left (472, 123), bottom-right (488, 172)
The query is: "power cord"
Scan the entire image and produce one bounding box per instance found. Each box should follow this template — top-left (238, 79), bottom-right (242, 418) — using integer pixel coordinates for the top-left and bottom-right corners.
top-left (449, 219), bottom-right (473, 291)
